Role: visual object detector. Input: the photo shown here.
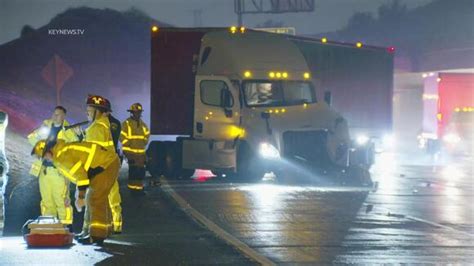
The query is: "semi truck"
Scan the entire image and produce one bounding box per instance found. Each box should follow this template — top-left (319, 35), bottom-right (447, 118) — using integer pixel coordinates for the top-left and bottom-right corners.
top-left (146, 27), bottom-right (392, 180)
top-left (418, 72), bottom-right (474, 155)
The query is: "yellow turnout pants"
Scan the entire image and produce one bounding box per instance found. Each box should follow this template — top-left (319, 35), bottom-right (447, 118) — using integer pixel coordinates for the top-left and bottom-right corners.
top-left (39, 166), bottom-right (73, 224)
top-left (82, 169), bottom-right (122, 234)
top-left (86, 157), bottom-right (120, 239)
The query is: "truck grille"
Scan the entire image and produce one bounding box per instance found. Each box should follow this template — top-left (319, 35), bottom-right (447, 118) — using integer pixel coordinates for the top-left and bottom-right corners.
top-left (283, 130), bottom-right (331, 167)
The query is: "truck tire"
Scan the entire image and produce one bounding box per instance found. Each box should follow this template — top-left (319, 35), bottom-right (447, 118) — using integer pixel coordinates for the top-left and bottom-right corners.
top-left (163, 142), bottom-right (178, 179)
top-left (146, 141), bottom-right (166, 179)
top-left (343, 165), bottom-right (373, 187)
top-left (236, 142), bottom-right (265, 182)
top-left (163, 141), bottom-right (193, 179)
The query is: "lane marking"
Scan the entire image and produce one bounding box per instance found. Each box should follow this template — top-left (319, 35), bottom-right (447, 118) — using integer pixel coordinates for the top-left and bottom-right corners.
top-left (405, 215), bottom-right (474, 238)
top-left (366, 204), bottom-right (474, 238)
top-left (160, 176), bottom-right (276, 266)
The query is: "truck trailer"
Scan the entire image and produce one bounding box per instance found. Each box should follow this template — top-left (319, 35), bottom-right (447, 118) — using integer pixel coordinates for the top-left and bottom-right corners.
top-left (290, 37), bottom-right (394, 151)
top-left (146, 27), bottom-right (390, 181)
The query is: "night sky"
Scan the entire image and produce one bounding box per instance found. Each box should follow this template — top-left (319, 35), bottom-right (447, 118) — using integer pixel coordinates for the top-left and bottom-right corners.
top-left (1, 0), bottom-right (433, 45)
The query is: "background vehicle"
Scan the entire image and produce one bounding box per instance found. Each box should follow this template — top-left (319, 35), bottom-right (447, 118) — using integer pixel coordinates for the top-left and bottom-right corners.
top-left (417, 73), bottom-right (474, 155)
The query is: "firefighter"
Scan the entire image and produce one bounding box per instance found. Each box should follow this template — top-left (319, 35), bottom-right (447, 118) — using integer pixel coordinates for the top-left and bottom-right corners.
top-left (31, 139), bottom-right (120, 245)
top-left (75, 95), bottom-right (122, 239)
top-left (103, 98), bottom-right (123, 233)
top-left (120, 103), bottom-right (150, 194)
top-left (27, 106), bottom-right (78, 226)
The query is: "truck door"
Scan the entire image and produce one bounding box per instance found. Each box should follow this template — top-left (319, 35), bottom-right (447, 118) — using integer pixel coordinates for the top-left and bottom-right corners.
top-left (194, 76), bottom-right (241, 140)
top-left (182, 76), bottom-right (241, 171)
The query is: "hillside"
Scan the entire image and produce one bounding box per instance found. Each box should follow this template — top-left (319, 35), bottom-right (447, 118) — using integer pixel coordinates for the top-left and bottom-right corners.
top-left (0, 7), bottom-right (172, 134)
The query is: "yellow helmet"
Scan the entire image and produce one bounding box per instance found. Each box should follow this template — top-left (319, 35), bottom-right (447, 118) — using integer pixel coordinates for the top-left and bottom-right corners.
top-left (127, 103), bottom-right (143, 112)
top-left (31, 140), bottom-right (47, 157)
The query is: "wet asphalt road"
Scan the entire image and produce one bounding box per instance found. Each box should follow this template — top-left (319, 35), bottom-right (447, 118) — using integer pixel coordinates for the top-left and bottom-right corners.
top-left (163, 152), bottom-right (474, 264)
top-left (0, 170), bottom-right (254, 265)
top-left (1, 151), bottom-right (473, 264)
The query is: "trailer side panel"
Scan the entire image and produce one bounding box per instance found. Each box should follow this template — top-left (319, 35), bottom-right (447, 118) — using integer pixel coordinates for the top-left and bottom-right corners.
top-left (150, 30), bottom-right (205, 135)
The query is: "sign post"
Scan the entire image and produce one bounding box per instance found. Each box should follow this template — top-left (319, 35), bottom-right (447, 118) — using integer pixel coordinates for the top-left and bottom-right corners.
top-left (41, 54), bottom-right (74, 105)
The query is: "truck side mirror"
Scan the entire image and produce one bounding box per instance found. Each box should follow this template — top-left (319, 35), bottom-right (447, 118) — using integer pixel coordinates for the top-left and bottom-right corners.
top-left (324, 91), bottom-right (332, 106)
top-left (221, 89), bottom-right (233, 108)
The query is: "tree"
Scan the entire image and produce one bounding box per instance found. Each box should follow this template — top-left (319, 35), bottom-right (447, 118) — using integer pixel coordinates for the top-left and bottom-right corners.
top-left (377, 0), bottom-right (407, 23)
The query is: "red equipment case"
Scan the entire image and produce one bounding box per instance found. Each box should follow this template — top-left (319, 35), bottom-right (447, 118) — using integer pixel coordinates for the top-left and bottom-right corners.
top-left (23, 216), bottom-right (73, 247)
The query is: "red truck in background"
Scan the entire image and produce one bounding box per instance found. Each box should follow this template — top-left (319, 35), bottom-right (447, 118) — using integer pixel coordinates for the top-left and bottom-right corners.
top-left (419, 73), bottom-right (474, 155)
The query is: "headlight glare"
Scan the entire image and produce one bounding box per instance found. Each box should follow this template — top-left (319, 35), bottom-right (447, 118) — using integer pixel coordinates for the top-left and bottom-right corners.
top-left (259, 142), bottom-right (280, 159)
top-left (443, 133), bottom-right (461, 144)
top-left (356, 135), bottom-right (369, 146)
top-left (383, 134), bottom-right (395, 147)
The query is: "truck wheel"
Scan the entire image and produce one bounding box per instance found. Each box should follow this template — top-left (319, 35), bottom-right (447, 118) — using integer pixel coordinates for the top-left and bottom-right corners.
top-left (236, 142), bottom-right (265, 182)
top-left (164, 142), bottom-right (179, 179)
top-left (146, 141), bottom-right (166, 179)
top-left (163, 141), bottom-right (192, 179)
top-left (343, 165), bottom-right (373, 186)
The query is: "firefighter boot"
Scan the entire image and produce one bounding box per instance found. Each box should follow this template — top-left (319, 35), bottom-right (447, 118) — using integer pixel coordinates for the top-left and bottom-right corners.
top-left (77, 235), bottom-right (105, 246)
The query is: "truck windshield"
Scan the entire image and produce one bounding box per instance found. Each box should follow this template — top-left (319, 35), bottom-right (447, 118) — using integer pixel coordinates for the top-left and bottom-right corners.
top-left (243, 81), bottom-right (316, 107)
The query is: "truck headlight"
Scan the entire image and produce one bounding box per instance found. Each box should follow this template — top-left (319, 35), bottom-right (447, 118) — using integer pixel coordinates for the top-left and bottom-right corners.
top-left (259, 143), bottom-right (280, 159)
top-left (356, 134), bottom-right (369, 146)
top-left (443, 133), bottom-right (461, 144)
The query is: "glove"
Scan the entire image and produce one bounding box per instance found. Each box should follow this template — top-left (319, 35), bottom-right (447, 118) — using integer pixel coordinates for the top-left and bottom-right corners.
top-left (75, 198), bottom-right (85, 212)
top-left (64, 197), bottom-right (71, 207)
top-left (87, 167), bottom-right (104, 179)
top-left (74, 189), bottom-right (86, 212)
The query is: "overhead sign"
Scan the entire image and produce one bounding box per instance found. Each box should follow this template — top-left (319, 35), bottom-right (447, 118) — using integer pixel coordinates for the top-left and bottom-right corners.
top-left (235, 0), bottom-right (314, 14)
top-left (255, 27), bottom-right (296, 35)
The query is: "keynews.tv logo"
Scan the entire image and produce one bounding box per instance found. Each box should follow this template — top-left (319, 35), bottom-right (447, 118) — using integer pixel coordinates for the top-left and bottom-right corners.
top-left (48, 29), bottom-right (85, 35)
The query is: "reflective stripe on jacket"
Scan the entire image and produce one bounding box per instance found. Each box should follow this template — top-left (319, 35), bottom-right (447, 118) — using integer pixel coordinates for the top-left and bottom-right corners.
top-left (85, 116), bottom-right (114, 149)
top-left (120, 118), bottom-right (150, 154)
top-left (28, 119), bottom-right (78, 176)
top-left (51, 140), bottom-right (118, 188)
